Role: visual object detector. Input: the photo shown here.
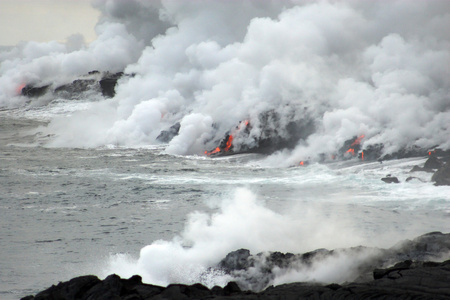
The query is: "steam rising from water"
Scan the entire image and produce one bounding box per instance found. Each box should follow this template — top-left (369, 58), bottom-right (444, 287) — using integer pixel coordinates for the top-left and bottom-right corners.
top-left (100, 186), bottom-right (447, 290)
top-left (102, 188), bottom-right (366, 287)
top-left (1, 0), bottom-right (449, 164)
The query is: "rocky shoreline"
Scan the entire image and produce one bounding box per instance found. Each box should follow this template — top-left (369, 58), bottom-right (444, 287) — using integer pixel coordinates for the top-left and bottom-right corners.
top-left (22, 232), bottom-right (450, 300)
top-left (380, 152), bottom-right (450, 186)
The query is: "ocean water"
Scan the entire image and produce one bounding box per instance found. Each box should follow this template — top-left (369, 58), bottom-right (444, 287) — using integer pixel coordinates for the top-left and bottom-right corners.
top-left (1, 1), bottom-right (450, 299)
top-left (1, 109), bottom-right (449, 300)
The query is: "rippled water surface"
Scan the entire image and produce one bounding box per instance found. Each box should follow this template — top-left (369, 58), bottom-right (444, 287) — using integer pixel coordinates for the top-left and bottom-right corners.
top-left (1, 113), bottom-right (449, 299)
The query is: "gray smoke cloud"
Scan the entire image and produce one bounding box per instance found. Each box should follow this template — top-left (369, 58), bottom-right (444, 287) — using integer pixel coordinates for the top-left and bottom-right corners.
top-left (1, 0), bottom-right (449, 164)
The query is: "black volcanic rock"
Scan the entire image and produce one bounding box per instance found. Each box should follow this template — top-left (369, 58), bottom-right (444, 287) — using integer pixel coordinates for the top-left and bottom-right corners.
top-left (25, 275), bottom-right (101, 300)
top-left (219, 248), bottom-right (251, 272)
top-left (99, 72), bottom-right (123, 98)
top-left (424, 155), bottom-right (443, 169)
top-left (360, 143), bottom-right (384, 161)
top-left (54, 79), bottom-right (98, 99)
top-left (381, 175), bottom-right (399, 183)
top-left (409, 165), bottom-right (434, 173)
top-left (432, 162), bottom-right (450, 186)
top-left (21, 84), bottom-right (50, 97)
top-left (259, 260), bottom-right (450, 300)
top-left (22, 274), bottom-right (164, 300)
top-left (410, 155), bottom-right (444, 173)
top-left (359, 144), bottom-right (429, 162)
top-left (20, 71), bottom-right (128, 100)
top-left (406, 176), bottom-right (425, 182)
top-left (212, 232), bottom-right (450, 291)
top-left (361, 145), bottom-right (445, 163)
top-left (22, 261), bottom-right (450, 299)
top-left (382, 146), bottom-right (428, 160)
top-left (22, 232), bottom-right (450, 300)
top-left (392, 231), bottom-right (450, 257)
top-left (156, 122), bottom-right (181, 143)
top-left (206, 111), bottom-right (315, 157)
top-left (251, 110), bottom-right (315, 154)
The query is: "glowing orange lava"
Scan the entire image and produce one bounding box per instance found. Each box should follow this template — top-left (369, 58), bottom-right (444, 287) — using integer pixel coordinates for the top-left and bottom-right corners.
top-left (346, 135), bottom-right (365, 158)
top-left (224, 135), bottom-right (233, 151)
top-left (205, 147), bottom-right (221, 156)
top-left (350, 135), bottom-right (365, 147)
top-left (204, 120), bottom-right (250, 156)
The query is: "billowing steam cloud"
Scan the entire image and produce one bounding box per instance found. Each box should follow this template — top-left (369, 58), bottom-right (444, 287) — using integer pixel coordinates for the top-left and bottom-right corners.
top-left (1, 0), bottom-right (449, 164)
top-left (100, 188), bottom-right (368, 288)
top-left (98, 187), bottom-right (445, 290)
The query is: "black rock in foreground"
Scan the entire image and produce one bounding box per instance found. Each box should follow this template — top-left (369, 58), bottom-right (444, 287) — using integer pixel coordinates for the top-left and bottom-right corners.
top-left (21, 261), bottom-right (450, 299)
top-left (22, 232), bottom-right (450, 300)
top-left (432, 162), bottom-right (450, 186)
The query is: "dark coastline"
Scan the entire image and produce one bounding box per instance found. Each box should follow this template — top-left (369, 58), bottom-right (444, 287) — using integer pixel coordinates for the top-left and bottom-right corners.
top-left (22, 232), bottom-right (450, 300)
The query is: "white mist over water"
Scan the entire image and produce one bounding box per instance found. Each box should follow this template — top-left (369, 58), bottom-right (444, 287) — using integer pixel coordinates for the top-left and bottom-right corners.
top-left (0, 119), bottom-right (449, 299)
top-left (99, 177), bottom-right (449, 289)
top-left (101, 187), bottom-right (361, 287)
top-left (1, 0), bottom-right (449, 164)
top-left (1, 2), bottom-right (450, 297)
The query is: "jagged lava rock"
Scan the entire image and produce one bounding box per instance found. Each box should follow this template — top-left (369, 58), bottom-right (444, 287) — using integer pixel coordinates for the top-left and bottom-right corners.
top-left (99, 72), bottom-right (123, 98)
top-left (432, 162), bottom-right (450, 186)
top-left (22, 232), bottom-right (450, 300)
top-left (381, 175), bottom-right (400, 183)
top-left (219, 248), bottom-right (251, 272)
top-left (156, 122), bottom-right (181, 143)
top-left (22, 261), bottom-right (450, 299)
top-left (54, 79), bottom-right (98, 99)
top-left (21, 84), bottom-right (50, 97)
top-left (424, 155), bottom-right (443, 169)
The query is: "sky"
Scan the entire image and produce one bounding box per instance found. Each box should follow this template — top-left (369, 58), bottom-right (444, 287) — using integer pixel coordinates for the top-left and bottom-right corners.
top-left (0, 0), bottom-right (99, 46)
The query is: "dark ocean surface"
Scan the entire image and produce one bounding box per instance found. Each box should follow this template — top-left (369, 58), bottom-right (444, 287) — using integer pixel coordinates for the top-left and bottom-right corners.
top-left (1, 112), bottom-right (449, 300)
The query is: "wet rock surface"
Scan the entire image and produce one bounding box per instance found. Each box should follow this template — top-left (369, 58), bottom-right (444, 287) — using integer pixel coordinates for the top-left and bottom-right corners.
top-left (54, 79), bottom-right (98, 99)
top-left (156, 122), bottom-right (181, 143)
top-left (204, 111), bottom-right (315, 157)
top-left (432, 162), bottom-right (450, 186)
top-left (23, 232), bottom-right (450, 300)
top-left (381, 174), bottom-right (399, 183)
top-left (22, 261), bottom-right (450, 300)
top-left (20, 70), bottom-right (126, 100)
top-left (385, 151), bottom-right (450, 186)
top-left (21, 84), bottom-right (50, 97)
top-left (410, 155), bottom-right (444, 173)
top-left (99, 72), bottom-right (124, 98)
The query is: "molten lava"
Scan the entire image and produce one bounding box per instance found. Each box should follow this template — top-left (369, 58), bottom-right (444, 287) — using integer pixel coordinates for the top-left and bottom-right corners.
top-left (351, 135), bottom-right (365, 146)
top-left (205, 120), bottom-right (250, 156)
top-left (224, 134), bottom-right (233, 151)
top-left (346, 135), bottom-right (365, 157)
top-left (205, 147), bottom-right (221, 156)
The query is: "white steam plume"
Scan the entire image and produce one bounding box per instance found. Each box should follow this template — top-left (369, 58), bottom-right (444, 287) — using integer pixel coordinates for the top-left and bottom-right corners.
top-left (1, 1), bottom-right (448, 162)
top-left (101, 186), bottom-right (441, 290)
top-left (101, 188), bottom-right (366, 288)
